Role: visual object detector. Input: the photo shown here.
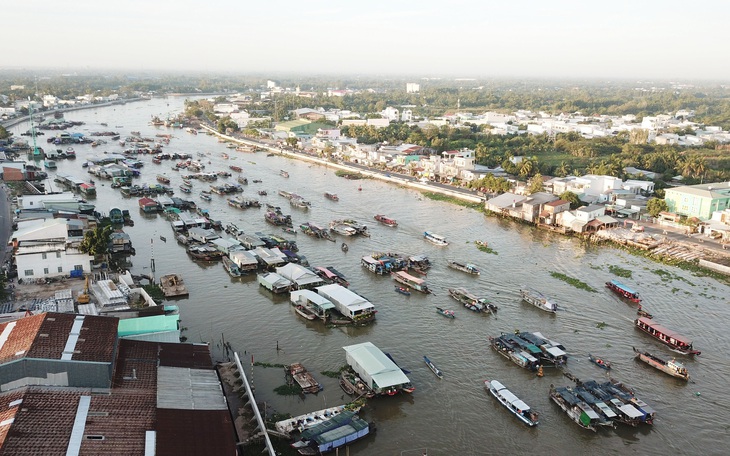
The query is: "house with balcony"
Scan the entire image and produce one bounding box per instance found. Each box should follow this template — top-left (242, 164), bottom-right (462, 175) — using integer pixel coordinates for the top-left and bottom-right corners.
top-left (521, 192), bottom-right (559, 223)
top-left (664, 182), bottom-right (730, 220)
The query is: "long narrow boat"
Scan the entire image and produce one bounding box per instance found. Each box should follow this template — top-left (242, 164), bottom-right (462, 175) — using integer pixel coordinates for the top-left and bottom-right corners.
top-left (392, 271), bottom-right (431, 294)
top-left (436, 307), bottom-right (455, 319)
top-left (588, 353), bottom-right (612, 370)
top-left (395, 286), bottom-right (411, 296)
top-left (324, 192), bottom-right (339, 201)
top-left (634, 317), bottom-right (700, 355)
top-left (424, 356), bottom-right (443, 379)
top-left (633, 347), bottom-right (690, 380)
top-left (486, 380), bottom-right (539, 427)
top-left (606, 279), bottom-right (641, 303)
top-left (374, 214), bottom-right (398, 227)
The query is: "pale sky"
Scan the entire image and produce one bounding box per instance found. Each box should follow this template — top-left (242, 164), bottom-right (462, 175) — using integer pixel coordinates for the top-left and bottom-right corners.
top-left (5, 0), bottom-right (729, 80)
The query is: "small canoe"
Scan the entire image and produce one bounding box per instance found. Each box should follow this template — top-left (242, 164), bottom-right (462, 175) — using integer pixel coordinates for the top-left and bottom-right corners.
top-left (424, 356), bottom-right (443, 379)
top-left (637, 305), bottom-right (653, 319)
top-left (395, 286), bottom-right (411, 296)
top-left (282, 227), bottom-right (297, 234)
top-left (588, 353), bottom-right (611, 370)
top-left (436, 307), bottom-right (455, 319)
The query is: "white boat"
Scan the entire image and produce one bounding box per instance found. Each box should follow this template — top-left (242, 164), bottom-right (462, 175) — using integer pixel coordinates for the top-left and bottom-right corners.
top-left (486, 380), bottom-right (539, 427)
top-left (520, 288), bottom-right (558, 313)
top-left (424, 231), bottom-right (448, 246)
top-left (274, 404), bottom-right (362, 435)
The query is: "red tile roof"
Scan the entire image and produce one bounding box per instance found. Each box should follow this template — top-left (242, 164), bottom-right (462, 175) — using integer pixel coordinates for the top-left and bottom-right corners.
top-left (0, 314), bottom-right (45, 364)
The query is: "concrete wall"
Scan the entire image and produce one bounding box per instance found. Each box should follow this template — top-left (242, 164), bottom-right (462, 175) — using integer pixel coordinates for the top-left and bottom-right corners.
top-left (698, 259), bottom-right (730, 276)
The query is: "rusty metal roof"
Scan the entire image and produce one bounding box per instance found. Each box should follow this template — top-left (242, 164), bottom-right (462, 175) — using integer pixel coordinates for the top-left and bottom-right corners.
top-left (155, 409), bottom-right (236, 456)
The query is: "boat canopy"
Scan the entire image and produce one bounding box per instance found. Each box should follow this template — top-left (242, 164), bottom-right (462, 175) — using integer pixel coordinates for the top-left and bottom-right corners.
top-left (545, 346), bottom-right (567, 358)
top-left (393, 271), bottom-right (424, 285)
top-left (496, 386), bottom-right (530, 412)
top-left (290, 290), bottom-right (335, 310)
top-left (618, 403), bottom-right (645, 418)
top-left (637, 317), bottom-right (693, 345)
top-left (577, 403), bottom-right (601, 420)
top-left (343, 342), bottom-right (410, 390)
top-left (610, 279), bottom-right (638, 295)
top-left (300, 411), bottom-right (357, 440)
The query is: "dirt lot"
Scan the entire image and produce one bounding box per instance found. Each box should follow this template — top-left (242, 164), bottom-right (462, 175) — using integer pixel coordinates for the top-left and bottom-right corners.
top-left (9, 279), bottom-right (87, 309)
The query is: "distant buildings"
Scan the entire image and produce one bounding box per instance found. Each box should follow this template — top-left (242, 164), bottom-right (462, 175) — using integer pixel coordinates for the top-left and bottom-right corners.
top-left (406, 83), bottom-right (420, 93)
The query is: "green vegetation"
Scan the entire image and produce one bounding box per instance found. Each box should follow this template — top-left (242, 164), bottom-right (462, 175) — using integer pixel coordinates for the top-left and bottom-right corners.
top-left (335, 170), bottom-right (367, 179)
top-left (253, 362), bottom-right (287, 368)
top-left (559, 191), bottom-right (582, 209)
top-left (550, 272), bottom-right (598, 292)
top-left (596, 322), bottom-right (608, 330)
top-left (608, 265), bottom-right (633, 278)
top-left (475, 241), bottom-right (498, 255)
top-left (422, 192), bottom-right (483, 209)
top-left (78, 225), bottom-right (113, 258)
top-left (646, 197), bottom-right (669, 217)
top-left (274, 384), bottom-right (302, 396)
top-left (142, 284), bottom-right (165, 302)
top-left (320, 365), bottom-right (349, 378)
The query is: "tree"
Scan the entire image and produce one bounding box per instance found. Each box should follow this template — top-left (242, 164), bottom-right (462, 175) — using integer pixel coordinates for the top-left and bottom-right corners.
top-left (79, 225), bottom-right (113, 259)
top-left (285, 137), bottom-right (298, 148)
top-left (559, 191), bottom-right (582, 209)
top-left (646, 197), bottom-right (668, 217)
top-left (0, 126), bottom-right (10, 140)
top-left (527, 173), bottom-right (544, 195)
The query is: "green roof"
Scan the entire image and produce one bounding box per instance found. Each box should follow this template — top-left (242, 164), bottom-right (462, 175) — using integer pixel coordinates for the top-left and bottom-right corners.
top-left (117, 314), bottom-right (180, 336)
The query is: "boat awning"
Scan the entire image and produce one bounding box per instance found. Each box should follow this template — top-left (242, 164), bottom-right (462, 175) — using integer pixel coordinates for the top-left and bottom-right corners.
top-left (394, 271), bottom-right (424, 285)
top-left (610, 280), bottom-right (637, 295)
top-left (578, 403), bottom-right (600, 420)
top-left (490, 380), bottom-right (506, 391)
top-left (595, 402), bottom-right (617, 418)
top-left (499, 388), bottom-right (530, 412)
top-left (619, 404), bottom-right (644, 418)
top-left (545, 346), bottom-right (566, 358)
top-left (361, 256), bottom-right (380, 265)
top-left (519, 351), bottom-right (539, 362)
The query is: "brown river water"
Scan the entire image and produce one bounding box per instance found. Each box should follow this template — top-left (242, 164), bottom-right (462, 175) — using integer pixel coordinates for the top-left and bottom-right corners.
top-left (11, 97), bottom-right (729, 455)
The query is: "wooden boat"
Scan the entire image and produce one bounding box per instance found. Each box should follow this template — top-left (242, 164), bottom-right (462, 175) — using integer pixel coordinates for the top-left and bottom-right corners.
top-left (424, 231), bottom-right (448, 246)
top-left (341, 243), bottom-right (349, 252)
top-left (159, 273), bottom-right (189, 298)
top-left (395, 286), bottom-right (411, 296)
top-left (606, 279), bottom-right (641, 303)
top-left (324, 192), bottom-right (339, 201)
top-left (447, 260), bottom-right (480, 275)
top-left (550, 386), bottom-right (603, 432)
top-left (258, 190), bottom-right (267, 196)
top-left (179, 185), bottom-right (191, 193)
top-left (392, 271), bottom-right (430, 294)
top-left (275, 403), bottom-right (364, 435)
top-left (229, 165), bottom-right (242, 172)
top-left (489, 335), bottom-right (541, 371)
top-left (436, 307), bottom-right (455, 319)
top-left (634, 317), bottom-right (700, 355)
top-left (633, 347), bottom-right (689, 380)
top-left (295, 304), bottom-right (317, 321)
top-left (520, 288), bottom-right (558, 313)
top-left (448, 288), bottom-right (497, 313)
top-left (424, 356), bottom-right (443, 379)
top-left (186, 245), bottom-right (223, 261)
top-left (637, 304), bottom-right (653, 319)
top-left (280, 169), bottom-right (289, 178)
top-left (374, 214), bottom-right (398, 227)
top-left (486, 380), bottom-right (539, 427)
top-left (237, 176), bottom-right (248, 185)
top-left (156, 175), bottom-right (170, 184)
top-left (339, 371), bottom-right (374, 398)
top-left (588, 353), bottom-right (612, 370)
top-left (282, 227), bottom-right (297, 234)
top-left (222, 256), bottom-right (242, 278)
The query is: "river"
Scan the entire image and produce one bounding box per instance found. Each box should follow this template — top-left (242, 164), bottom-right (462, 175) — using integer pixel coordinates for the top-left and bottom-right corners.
top-left (9, 97), bottom-right (729, 456)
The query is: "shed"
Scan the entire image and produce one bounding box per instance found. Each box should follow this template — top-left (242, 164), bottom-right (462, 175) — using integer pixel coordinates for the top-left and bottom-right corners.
top-left (316, 284), bottom-right (374, 319)
top-left (188, 227), bottom-right (219, 243)
top-left (257, 272), bottom-right (293, 293)
top-left (229, 250), bottom-right (259, 272)
top-left (276, 263), bottom-right (325, 289)
top-left (342, 342), bottom-right (410, 392)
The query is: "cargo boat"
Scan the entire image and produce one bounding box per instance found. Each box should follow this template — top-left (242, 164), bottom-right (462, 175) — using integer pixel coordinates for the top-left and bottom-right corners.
top-left (635, 317), bottom-right (700, 355)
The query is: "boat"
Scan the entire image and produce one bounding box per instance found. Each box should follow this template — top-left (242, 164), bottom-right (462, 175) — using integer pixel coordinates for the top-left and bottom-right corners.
top-left (519, 288), bottom-right (558, 313)
top-left (489, 334), bottom-right (541, 371)
top-left (588, 354), bottom-right (612, 370)
top-left (275, 403), bottom-right (364, 435)
top-left (448, 288), bottom-right (497, 313)
top-left (156, 175), bottom-right (170, 184)
top-left (282, 227), bottom-right (297, 234)
top-left (324, 192), bottom-right (339, 201)
top-left (186, 245), bottom-right (223, 261)
top-left (200, 192), bottom-right (212, 201)
top-left (291, 411), bottom-right (372, 455)
top-left (633, 347), bottom-right (690, 380)
top-left (606, 279), bottom-right (641, 303)
top-left (286, 363), bottom-right (322, 394)
top-left (637, 304), bottom-right (653, 319)
top-left (159, 273), bottom-right (189, 298)
top-left (295, 304), bottom-right (318, 320)
top-left (314, 266), bottom-right (349, 287)
top-left (447, 260), bottom-right (480, 275)
top-left (486, 380), bottom-right (539, 427)
top-left (372, 214), bottom-right (397, 227)
top-left (179, 185), bottom-right (191, 193)
top-left (634, 316), bottom-right (700, 355)
top-left (44, 160), bottom-right (57, 169)
top-left (222, 256), bottom-right (242, 278)
top-left (341, 243), bottom-right (348, 252)
top-left (424, 356), bottom-right (443, 379)
top-left (436, 307), bottom-right (455, 319)
top-left (424, 231), bottom-right (448, 246)
top-left (395, 286), bottom-right (411, 296)
top-left (339, 371), bottom-right (374, 398)
top-left (549, 386), bottom-right (604, 432)
top-left (280, 169), bottom-right (290, 178)
top-left (258, 190), bottom-right (267, 196)
top-left (229, 165), bottom-right (242, 172)
top-left (392, 271), bottom-right (430, 294)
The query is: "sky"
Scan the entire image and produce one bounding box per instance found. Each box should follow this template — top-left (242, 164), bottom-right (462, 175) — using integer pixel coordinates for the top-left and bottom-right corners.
top-left (5, 0), bottom-right (730, 80)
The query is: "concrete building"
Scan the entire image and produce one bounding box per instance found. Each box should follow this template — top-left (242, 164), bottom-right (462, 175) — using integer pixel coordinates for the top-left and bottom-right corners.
top-left (664, 182), bottom-right (730, 220)
top-left (12, 219), bottom-right (93, 279)
top-left (406, 83), bottom-right (420, 93)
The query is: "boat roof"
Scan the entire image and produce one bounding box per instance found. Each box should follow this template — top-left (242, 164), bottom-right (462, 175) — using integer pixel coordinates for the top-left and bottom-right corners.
top-left (594, 402), bottom-right (617, 418)
top-left (637, 317), bottom-right (692, 345)
top-left (630, 398), bottom-right (656, 414)
top-left (291, 289), bottom-right (335, 309)
top-left (394, 271), bottom-right (424, 284)
top-left (610, 279), bottom-right (638, 295)
top-left (577, 403), bottom-right (601, 420)
top-left (343, 342), bottom-right (410, 388)
top-left (518, 351), bottom-right (539, 362)
top-left (545, 346), bottom-right (567, 357)
top-left (313, 419), bottom-right (369, 445)
top-left (300, 411), bottom-right (357, 440)
top-left (618, 403), bottom-right (645, 418)
top-left (498, 387), bottom-right (531, 412)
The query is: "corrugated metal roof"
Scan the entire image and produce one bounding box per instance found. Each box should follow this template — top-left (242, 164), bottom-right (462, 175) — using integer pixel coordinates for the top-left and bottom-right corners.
top-left (155, 409), bottom-right (236, 456)
top-left (156, 366), bottom-right (227, 411)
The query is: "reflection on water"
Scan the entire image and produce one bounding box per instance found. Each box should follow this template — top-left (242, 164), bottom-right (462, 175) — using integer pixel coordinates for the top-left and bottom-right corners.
top-left (11, 97), bottom-right (729, 455)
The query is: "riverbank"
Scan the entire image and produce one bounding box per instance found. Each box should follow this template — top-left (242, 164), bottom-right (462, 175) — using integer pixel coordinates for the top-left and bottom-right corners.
top-left (1, 98), bottom-right (147, 129)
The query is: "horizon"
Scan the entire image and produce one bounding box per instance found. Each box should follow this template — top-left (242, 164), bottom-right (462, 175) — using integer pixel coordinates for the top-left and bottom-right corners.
top-left (6, 0), bottom-right (730, 81)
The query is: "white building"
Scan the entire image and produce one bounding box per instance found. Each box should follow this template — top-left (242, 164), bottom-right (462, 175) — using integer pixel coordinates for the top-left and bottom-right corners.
top-left (382, 107), bottom-right (400, 122)
top-left (406, 83), bottom-right (420, 93)
top-left (12, 219), bottom-right (93, 279)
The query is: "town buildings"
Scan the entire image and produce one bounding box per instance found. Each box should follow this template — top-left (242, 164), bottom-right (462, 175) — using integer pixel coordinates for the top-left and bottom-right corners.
top-left (664, 182), bottom-right (730, 220)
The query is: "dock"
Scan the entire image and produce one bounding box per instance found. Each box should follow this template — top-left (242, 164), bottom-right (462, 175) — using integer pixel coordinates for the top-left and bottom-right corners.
top-left (159, 273), bottom-right (189, 297)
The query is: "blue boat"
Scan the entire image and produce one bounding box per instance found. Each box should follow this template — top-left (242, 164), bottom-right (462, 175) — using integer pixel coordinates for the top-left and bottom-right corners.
top-left (395, 285), bottom-right (411, 296)
top-left (424, 356), bottom-right (443, 379)
top-left (605, 279), bottom-right (641, 302)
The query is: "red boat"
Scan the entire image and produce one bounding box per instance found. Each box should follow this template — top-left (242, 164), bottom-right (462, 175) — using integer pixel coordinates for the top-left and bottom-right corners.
top-left (374, 214), bottom-right (398, 227)
top-left (606, 280), bottom-right (641, 303)
top-left (229, 165), bottom-right (242, 172)
top-left (635, 317), bottom-right (700, 355)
